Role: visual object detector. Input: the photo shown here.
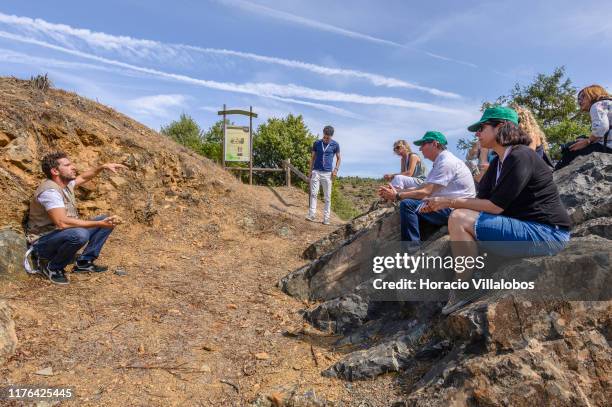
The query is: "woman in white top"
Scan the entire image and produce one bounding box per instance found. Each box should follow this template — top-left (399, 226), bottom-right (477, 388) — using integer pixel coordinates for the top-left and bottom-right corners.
top-left (383, 140), bottom-right (427, 189)
top-left (555, 84), bottom-right (612, 170)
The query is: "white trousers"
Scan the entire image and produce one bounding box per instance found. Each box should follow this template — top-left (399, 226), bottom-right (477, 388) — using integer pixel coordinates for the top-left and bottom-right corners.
top-left (390, 174), bottom-right (424, 190)
top-left (308, 170), bottom-right (332, 221)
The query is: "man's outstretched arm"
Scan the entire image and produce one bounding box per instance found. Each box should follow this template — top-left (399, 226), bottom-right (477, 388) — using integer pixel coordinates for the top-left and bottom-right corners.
top-left (75, 163), bottom-right (127, 186)
top-left (46, 208), bottom-right (117, 230)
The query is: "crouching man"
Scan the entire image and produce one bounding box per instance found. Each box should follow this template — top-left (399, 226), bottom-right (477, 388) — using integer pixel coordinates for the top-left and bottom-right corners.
top-left (26, 151), bottom-right (126, 285)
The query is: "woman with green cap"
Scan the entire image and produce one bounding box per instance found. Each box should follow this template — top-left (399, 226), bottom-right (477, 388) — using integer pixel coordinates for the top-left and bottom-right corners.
top-left (421, 106), bottom-right (571, 315)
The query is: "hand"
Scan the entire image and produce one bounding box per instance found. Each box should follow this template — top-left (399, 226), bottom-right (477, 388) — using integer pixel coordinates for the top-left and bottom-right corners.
top-left (422, 197), bottom-right (450, 212)
top-left (101, 215), bottom-right (123, 227)
top-left (378, 184), bottom-right (397, 201)
top-left (332, 169), bottom-right (338, 179)
top-left (478, 163), bottom-right (489, 172)
top-left (569, 139), bottom-right (590, 152)
top-left (588, 134), bottom-right (600, 144)
top-left (102, 163), bottom-right (128, 173)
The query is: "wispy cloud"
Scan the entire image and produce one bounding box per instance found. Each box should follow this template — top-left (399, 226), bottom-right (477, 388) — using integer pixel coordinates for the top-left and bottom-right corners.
top-left (0, 31), bottom-right (467, 115)
top-left (0, 47), bottom-right (113, 72)
top-left (125, 94), bottom-right (188, 117)
top-left (0, 11), bottom-right (460, 98)
top-left (214, 0), bottom-right (477, 68)
top-left (182, 46), bottom-right (461, 98)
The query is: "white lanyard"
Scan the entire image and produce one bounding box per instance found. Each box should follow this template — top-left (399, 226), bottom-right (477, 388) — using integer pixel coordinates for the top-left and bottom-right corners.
top-left (495, 147), bottom-right (512, 186)
top-left (321, 141), bottom-right (331, 153)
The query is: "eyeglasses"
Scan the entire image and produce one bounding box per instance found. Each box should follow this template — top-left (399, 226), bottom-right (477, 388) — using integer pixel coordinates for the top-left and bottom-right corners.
top-left (475, 122), bottom-right (495, 132)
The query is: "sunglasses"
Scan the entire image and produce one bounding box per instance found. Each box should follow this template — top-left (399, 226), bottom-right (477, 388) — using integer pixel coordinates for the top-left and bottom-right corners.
top-left (393, 145), bottom-right (402, 151)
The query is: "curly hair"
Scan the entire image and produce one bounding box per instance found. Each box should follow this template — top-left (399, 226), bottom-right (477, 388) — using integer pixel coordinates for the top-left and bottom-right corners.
top-left (578, 85), bottom-right (611, 111)
top-left (41, 151), bottom-right (68, 179)
top-left (512, 104), bottom-right (549, 151)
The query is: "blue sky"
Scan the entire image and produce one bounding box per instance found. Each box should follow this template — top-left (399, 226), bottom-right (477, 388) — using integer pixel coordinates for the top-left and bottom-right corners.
top-left (0, 0), bottom-right (610, 176)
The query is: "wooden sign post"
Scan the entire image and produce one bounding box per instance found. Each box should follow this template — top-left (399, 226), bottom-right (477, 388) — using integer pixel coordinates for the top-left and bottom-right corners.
top-left (218, 105), bottom-right (258, 185)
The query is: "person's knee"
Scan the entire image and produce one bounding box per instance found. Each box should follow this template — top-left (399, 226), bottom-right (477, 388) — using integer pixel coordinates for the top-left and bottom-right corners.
top-left (399, 199), bottom-right (420, 213)
top-left (449, 209), bottom-right (477, 231)
top-left (66, 228), bottom-right (90, 246)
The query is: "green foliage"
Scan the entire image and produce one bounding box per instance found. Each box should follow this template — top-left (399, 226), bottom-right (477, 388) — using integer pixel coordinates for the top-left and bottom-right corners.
top-left (200, 119), bottom-right (229, 163)
top-left (160, 113), bottom-right (204, 151)
top-left (330, 181), bottom-right (360, 220)
top-left (458, 67), bottom-right (591, 158)
top-left (252, 114), bottom-right (316, 185)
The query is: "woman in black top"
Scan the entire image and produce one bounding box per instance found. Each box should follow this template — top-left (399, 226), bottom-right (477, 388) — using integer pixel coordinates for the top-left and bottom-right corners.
top-left (421, 106), bottom-right (571, 314)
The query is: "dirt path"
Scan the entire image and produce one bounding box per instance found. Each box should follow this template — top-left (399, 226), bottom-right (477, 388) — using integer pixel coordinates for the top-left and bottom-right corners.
top-left (1, 186), bottom-right (398, 406)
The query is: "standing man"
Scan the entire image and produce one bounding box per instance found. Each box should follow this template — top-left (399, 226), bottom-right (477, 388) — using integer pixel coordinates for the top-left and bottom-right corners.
top-left (379, 131), bottom-right (475, 241)
top-left (27, 151), bottom-right (127, 285)
top-left (307, 125), bottom-right (341, 225)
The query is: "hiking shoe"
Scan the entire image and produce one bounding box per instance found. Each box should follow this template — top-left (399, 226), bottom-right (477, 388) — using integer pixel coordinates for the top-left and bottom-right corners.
top-left (73, 260), bottom-right (108, 273)
top-left (305, 215), bottom-right (316, 222)
top-left (41, 264), bottom-right (69, 285)
top-left (322, 219), bottom-right (331, 225)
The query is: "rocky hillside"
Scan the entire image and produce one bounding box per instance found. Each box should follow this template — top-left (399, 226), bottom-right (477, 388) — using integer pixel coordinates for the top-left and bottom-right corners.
top-left (282, 153), bottom-right (611, 406)
top-left (1, 77), bottom-right (407, 406)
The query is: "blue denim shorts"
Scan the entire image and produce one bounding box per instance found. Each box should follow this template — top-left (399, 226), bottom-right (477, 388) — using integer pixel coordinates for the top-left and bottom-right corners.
top-left (474, 212), bottom-right (570, 256)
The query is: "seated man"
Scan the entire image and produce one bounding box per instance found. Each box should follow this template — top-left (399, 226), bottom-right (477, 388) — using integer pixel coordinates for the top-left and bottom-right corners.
top-left (26, 151), bottom-right (126, 285)
top-left (379, 131), bottom-right (475, 241)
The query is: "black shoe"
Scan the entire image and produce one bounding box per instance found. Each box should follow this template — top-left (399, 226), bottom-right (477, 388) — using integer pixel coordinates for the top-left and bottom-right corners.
top-left (73, 260), bottom-right (108, 273)
top-left (41, 264), bottom-right (69, 285)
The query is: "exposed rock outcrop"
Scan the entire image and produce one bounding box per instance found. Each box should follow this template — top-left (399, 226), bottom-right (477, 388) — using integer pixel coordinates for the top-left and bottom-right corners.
top-left (282, 153), bottom-right (612, 406)
top-left (0, 228), bottom-right (28, 280)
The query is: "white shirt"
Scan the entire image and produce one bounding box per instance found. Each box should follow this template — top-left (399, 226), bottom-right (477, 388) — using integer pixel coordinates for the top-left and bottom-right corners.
top-left (37, 180), bottom-right (76, 211)
top-left (426, 150), bottom-right (476, 198)
top-left (590, 100), bottom-right (612, 148)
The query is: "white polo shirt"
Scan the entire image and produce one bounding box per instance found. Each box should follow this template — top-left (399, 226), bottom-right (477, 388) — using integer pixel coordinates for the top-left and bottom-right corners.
top-left (426, 150), bottom-right (476, 198)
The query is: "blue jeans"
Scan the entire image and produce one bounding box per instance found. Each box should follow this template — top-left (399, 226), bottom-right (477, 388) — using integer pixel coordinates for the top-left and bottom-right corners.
top-left (33, 215), bottom-right (113, 270)
top-left (474, 212), bottom-right (570, 256)
top-left (399, 198), bottom-right (452, 241)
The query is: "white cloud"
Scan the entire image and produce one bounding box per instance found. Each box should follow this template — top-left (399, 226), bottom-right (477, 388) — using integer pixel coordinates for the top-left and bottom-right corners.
top-left (0, 31), bottom-right (469, 115)
top-left (214, 0), bottom-right (477, 68)
top-left (125, 94), bottom-right (188, 117)
top-left (0, 11), bottom-right (460, 98)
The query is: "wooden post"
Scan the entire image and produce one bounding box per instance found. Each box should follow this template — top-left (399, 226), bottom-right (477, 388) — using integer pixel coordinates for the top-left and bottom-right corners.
top-left (249, 105), bottom-right (253, 185)
top-left (222, 103), bottom-right (226, 169)
top-left (286, 158), bottom-right (291, 187)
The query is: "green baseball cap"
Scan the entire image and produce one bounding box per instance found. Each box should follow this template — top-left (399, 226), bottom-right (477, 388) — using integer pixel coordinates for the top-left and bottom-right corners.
top-left (467, 106), bottom-right (519, 132)
top-left (413, 131), bottom-right (448, 146)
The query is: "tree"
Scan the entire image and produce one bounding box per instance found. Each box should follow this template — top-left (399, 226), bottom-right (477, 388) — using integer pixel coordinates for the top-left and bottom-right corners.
top-left (160, 113), bottom-right (204, 151)
top-left (199, 119), bottom-right (228, 163)
top-left (465, 67), bottom-right (590, 158)
top-left (252, 114), bottom-right (316, 185)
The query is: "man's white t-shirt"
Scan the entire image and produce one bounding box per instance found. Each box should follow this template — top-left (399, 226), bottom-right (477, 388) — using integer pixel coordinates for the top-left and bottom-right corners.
top-left (426, 150), bottom-right (476, 198)
top-left (37, 180), bottom-right (76, 211)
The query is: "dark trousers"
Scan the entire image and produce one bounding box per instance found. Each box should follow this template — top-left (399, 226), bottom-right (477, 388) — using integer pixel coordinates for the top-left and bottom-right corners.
top-left (399, 198), bottom-right (453, 241)
top-left (554, 141), bottom-right (612, 171)
top-left (33, 215), bottom-right (113, 270)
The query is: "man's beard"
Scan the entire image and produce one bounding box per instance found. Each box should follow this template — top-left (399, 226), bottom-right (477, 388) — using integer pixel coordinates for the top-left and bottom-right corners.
top-left (59, 174), bottom-right (76, 183)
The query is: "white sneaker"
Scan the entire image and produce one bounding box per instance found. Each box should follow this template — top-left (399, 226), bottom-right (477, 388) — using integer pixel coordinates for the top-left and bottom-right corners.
top-left (322, 219), bottom-right (331, 225)
top-left (305, 215), bottom-right (316, 222)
